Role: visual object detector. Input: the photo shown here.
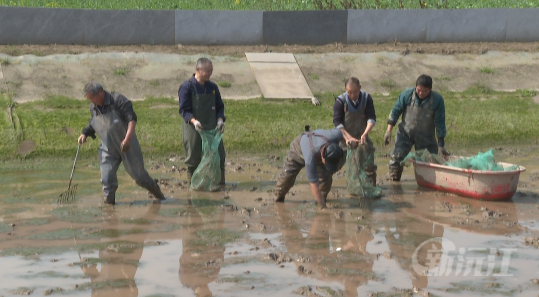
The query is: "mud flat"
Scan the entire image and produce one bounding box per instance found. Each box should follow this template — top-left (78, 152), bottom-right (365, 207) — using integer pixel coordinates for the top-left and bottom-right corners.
top-left (1, 147), bottom-right (538, 296)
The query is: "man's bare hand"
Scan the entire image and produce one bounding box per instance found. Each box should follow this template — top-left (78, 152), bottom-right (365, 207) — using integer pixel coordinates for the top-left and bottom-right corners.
top-left (121, 139), bottom-right (131, 153)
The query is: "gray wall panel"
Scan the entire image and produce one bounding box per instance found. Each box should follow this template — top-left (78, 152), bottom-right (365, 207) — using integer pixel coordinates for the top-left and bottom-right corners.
top-left (347, 9), bottom-right (428, 43)
top-left (506, 9), bottom-right (539, 42)
top-left (0, 7), bottom-right (84, 45)
top-left (175, 11), bottom-right (263, 45)
top-left (2, 7), bottom-right (539, 45)
top-left (426, 9), bottom-right (508, 43)
top-left (263, 11), bottom-right (347, 45)
top-left (81, 10), bottom-right (175, 45)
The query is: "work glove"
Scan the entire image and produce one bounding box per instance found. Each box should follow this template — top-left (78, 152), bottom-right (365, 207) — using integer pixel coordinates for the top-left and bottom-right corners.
top-left (193, 120), bottom-right (203, 132)
top-left (438, 147), bottom-right (450, 157)
top-left (217, 118), bottom-right (225, 133)
top-left (437, 137), bottom-right (449, 156)
top-left (383, 131), bottom-right (392, 146)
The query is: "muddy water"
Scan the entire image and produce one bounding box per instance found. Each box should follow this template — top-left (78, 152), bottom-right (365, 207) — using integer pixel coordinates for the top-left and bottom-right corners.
top-left (1, 148), bottom-right (539, 297)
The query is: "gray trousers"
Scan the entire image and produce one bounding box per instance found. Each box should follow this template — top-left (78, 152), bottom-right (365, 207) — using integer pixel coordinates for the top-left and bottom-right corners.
top-left (99, 139), bottom-right (159, 202)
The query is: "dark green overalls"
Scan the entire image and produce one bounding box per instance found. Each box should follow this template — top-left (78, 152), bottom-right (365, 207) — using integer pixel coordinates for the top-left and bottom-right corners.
top-left (182, 81), bottom-right (226, 184)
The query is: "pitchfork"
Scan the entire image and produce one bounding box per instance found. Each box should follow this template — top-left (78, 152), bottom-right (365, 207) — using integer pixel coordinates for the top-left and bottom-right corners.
top-left (57, 144), bottom-right (81, 204)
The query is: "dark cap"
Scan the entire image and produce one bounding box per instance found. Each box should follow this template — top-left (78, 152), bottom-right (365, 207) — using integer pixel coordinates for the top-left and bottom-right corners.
top-left (323, 143), bottom-right (343, 173)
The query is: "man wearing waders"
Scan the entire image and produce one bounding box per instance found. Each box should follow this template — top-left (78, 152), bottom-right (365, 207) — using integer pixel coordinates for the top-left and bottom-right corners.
top-left (178, 58), bottom-right (226, 185)
top-left (274, 127), bottom-right (359, 209)
top-left (333, 77), bottom-right (378, 186)
top-left (384, 75), bottom-right (449, 181)
top-left (78, 82), bottom-right (165, 204)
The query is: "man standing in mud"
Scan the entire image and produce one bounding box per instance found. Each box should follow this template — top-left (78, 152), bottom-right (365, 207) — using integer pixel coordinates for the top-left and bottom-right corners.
top-left (384, 74), bottom-right (448, 181)
top-left (333, 77), bottom-right (378, 186)
top-left (78, 82), bottom-right (165, 204)
top-left (274, 126), bottom-right (359, 208)
top-left (178, 57), bottom-right (226, 186)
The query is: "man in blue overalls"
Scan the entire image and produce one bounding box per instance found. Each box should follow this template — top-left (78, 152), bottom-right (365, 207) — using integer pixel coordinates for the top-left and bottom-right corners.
top-left (384, 75), bottom-right (449, 181)
top-left (333, 77), bottom-right (378, 186)
top-left (78, 82), bottom-right (165, 204)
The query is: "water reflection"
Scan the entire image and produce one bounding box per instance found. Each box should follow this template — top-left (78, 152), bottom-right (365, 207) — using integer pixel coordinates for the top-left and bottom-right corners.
top-left (79, 203), bottom-right (161, 296)
top-left (178, 195), bottom-right (226, 297)
top-left (276, 203), bottom-right (376, 296)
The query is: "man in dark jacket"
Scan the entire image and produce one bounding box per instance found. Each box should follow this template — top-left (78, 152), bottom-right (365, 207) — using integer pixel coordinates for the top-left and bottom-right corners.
top-left (384, 75), bottom-right (448, 181)
top-left (178, 57), bottom-right (226, 186)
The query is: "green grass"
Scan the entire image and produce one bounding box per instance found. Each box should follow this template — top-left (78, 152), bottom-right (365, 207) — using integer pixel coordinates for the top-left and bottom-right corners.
top-left (380, 79), bottom-right (396, 90)
top-left (0, 58), bottom-right (10, 66)
top-left (479, 67), bottom-right (495, 74)
top-left (114, 68), bottom-right (130, 76)
top-left (1, 89), bottom-right (539, 160)
top-left (149, 80), bottom-right (160, 87)
top-left (218, 81), bottom-right (231, 88)
top-left (1, 0), bottom-right (538, 10)
top-left (310, 73), bottom-right (320, 80)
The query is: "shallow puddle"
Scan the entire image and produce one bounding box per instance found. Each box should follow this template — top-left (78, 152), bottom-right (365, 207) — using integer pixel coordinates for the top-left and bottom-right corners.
top-left (1, 149), bottom-right (538, 296)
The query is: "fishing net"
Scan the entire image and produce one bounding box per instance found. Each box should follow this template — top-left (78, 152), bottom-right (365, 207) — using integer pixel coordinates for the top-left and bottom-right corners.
top-left (345, 146), bottom-right (382, 199)
top-left (401, 148), bottom-right (519, 171)
top-left (190, 128), bottom-right (223, 191)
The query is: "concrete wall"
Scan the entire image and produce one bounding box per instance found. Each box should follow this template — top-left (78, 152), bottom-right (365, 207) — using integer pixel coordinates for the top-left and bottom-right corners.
top-left (0, 7), bottom-right (85, 45)
top-left (348, 9), bottom-right (429, 43)
top-left (1, 7), bottom-right (538, 45)
top-left (263, 11), bottom-right (347, 45)
top-left (176, 11), bottom-right (262, 45)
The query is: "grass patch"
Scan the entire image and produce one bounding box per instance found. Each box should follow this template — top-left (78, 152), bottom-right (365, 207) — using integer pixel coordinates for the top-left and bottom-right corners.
top-left (149, 80), bottom-right (160, 87)
top-left (114, 68), bottom-right (130, 76)
top-left (2, 90), bottom-right (539, 160)
top-left (468, 82), bottom-right (493, 94)
top-left (479, 67), bottom-right (495, 74)
top-left (380, 79), bottom-right (396, 90)
top-left (519, 89), bottom-right (537, 97)
top-left (218, 81), bottom-right (231, 88)
top-left (1, 58), bottom-right (10, 66)
top-left (309, 73), bottom-right (319, 80)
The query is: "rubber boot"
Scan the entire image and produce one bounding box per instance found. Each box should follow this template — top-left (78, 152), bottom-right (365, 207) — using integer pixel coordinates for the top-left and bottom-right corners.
top-left (219, 169), bottom-right (226, 187)
top-left (369, 173), bottom-right (377, 187)
top-left (274, 195), bottom-right (285, 203)
top-left (187, 166), bottom-right (196, 185)
top-left (150, 179), bottom-right (165, 200)
top-left (388, 169), bottom-right (402, 182)
top-left (104, 192), bottom-right (116, 205)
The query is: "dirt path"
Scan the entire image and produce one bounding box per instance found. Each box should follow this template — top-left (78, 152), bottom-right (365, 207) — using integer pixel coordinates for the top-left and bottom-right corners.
top-left (1, 42), bottom-right (539, 103)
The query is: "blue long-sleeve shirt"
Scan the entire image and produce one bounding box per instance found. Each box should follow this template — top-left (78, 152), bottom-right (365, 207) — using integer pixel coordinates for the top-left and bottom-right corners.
top-left (178, 75), bottom-right (226, 123)
top-left (387, 87), bottom-right (446, 139)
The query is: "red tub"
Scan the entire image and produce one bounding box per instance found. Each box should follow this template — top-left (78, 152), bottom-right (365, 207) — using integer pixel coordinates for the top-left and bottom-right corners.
top-left (410, 159), bottom-right (526, 201)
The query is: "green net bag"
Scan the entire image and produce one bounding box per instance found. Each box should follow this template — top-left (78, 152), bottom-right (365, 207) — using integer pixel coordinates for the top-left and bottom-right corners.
top-left (401, 149), bottom-right (445, 166)
top-left (190, 128), bottom-right (223, 192)
top-left (444, 149), bottom-right (518, 171)
top-left (401, 148), bottom-right (518, 172)
top-left (345, 146), bottom-right (382, 199)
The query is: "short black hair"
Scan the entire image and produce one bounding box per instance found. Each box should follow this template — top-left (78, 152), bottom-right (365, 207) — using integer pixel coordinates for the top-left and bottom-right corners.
top-left (345, 77), bottom-right (360, 88)
top-left (416, 74), bottom-right (433, 89)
